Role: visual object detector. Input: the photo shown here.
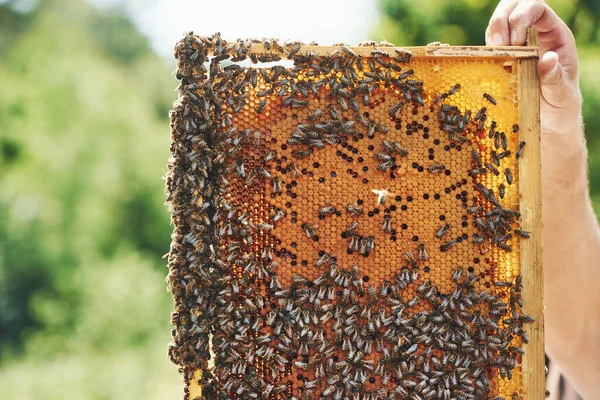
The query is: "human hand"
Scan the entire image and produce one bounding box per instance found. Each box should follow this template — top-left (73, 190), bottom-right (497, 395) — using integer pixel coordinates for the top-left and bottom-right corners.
top-left (486, 0), bottom-right (582, 142)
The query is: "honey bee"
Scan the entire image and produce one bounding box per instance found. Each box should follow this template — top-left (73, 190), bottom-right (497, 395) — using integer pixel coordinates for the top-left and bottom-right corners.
top-left (389, 101), bottom-right (405, 117)
top-left (485, 162), bottom-right (500, 176)
top-left (363, 236), bottom-right (375, 255)
top-left (292, 149), bottom-right (313, 158)
top-left (483, 93), bottom-right (497, 105)
top-left (515, 229), bottom-right (530, 238)
top-left (500, 131), bottom-right (508, 150)
top-left (512, 124), bottom-right (520, 133)
top-left (356, 113), bottom-right (369, 126)
top-left (449, 132), bottom-right (467, 143)
top-left (301, 223), bottom-right (316, 238)
top-left (346, 204), bottom-right (363, 216)
top-left (370, 49), bottom-right (388, 57)
top-left (308, 109), bottom-right (323, 121)
top-left (293, 360), bottom-right (309, 370)
top-left (467, 206), bottom-right (483, 214)
top-left (291, 99), bottom-right (308, 108)
top-left (478, 116), bottom-right (487, 130)
top-left (256, 99), bottom-right (267, 113)
top-left (382, 214), bottom-right (392, 234)
top-left (358, 40), bottom-right (377, 47)
top-left (257, 88), bottom-right (273, 98)
top-left (261, 38), bottom-right (272, 51)
top-left (488, 120), bottom-right (497, 139)
top-left (403, 250), bottom-right (417, 267)
top-left (377, 161), bottom-right (394, 171)
top-left (248, 53), bottom-right (258, 63)
top-left (349, 97), bottom-right (360, 113)
top-left (327, 104), bottom-right (339, 119)
top-left (516, 141), bottom-right (526, 159)
top-left (493, 132), bottom-right (502, 149)
top-left (428, 163), bottom-right (446, 173)
top-left (344, 221), bottom-right (359, 236)
top-left (436, 223), bottom-right (451, 238)
top-left (444, 83), bottom-right (459, 96)
top-left (271, 176), bottom-right (282, 194)
top-left (349, 234), bottom-right (360, 251)
top-left (505, 168), bottom-right (513, 185)
top-left (497, 243), bottom-right (513, 252)
top-left (340, 45), bottom-right (356, 57)
top-left (256, 222), bottom-right (272, 231)
top-left (399, 69), bottom-right (414, 80)
top-left (475, 217), bottom-right (487, 231)
top-left (235, 157), bottom-right (245, 178)
top-left (394, 48), bottom-right (412, 63)
top-left (392, 143), bottom-right (408, 157)
top-left (474, 107), bottom-right (487, 121)
top-left (372, 189), bottom-right (393, 205)
top-left (337, 96), bottom-right (348, 111)
top-left (287, 163), bottom-right (300, 178)
top-left (407, 295), bottom-right (421, 308)
top-left (319, 205), bottom-right (337, 219)
top-left (440, 239), bottom-right (458, 252)
top-left (498, 183), bottom-right (506, 199)
top-left (258, 53), bottom-right (283, 63)
top-left (414, 92), bottom-right (425, 106)
top-left (497, 150), bottom-right (511, 161)
top-left (472, 150), bottom-right (482, 167)
top-left (287, 42), bottom-right (301, 59)
top-left (253, 130), bottom-right (261, 147)
top-left (417, 243), bottom-right (428, 261)
top-left (470, 168), bottom-right (487, 176)
top-left (263, 150), bottom-right (277, 163)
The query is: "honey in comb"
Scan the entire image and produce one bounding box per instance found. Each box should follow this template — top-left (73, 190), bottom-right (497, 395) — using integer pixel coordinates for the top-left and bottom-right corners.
top-left (166, 33), bottom-right (534, 400)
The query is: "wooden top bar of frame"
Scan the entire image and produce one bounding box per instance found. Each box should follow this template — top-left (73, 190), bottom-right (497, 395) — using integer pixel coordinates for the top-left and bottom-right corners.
top-left (207, 44), bottom-right (539, 59)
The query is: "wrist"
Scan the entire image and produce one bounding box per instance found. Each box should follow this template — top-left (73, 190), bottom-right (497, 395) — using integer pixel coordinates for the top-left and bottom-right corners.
top-left (543, 111), bottom-right (583, 139)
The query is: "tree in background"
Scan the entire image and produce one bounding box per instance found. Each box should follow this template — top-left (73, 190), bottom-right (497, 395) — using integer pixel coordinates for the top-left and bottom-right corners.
top-left (0, 1), bottom-right (183, 398)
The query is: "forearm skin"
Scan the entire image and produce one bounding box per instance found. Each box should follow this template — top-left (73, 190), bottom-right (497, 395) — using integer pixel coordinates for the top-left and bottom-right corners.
top-left (542, 119), bottom-right (600, 399)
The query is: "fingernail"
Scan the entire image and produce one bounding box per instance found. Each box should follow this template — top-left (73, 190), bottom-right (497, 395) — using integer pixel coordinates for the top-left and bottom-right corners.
top-left (492, 33), bottom-right (504, 46)
top-left (510, 30), bottom-right (518, 45)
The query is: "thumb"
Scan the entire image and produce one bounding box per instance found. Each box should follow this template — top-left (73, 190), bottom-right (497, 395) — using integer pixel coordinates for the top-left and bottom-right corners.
top-left (538, 51), bottom-right (575, 109)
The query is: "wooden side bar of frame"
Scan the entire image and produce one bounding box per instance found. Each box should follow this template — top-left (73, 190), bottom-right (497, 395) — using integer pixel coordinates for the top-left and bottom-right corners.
top-left (519, 27), bottom-right (545, 399)
top-left (190, 369), bottom-right (203, 399)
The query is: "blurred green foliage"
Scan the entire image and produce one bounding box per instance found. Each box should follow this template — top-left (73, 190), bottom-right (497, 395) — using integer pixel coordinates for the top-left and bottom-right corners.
top-left (0, 0), bottom-right (181, 397)
top-left (0, 0), bottom-right (597, 398)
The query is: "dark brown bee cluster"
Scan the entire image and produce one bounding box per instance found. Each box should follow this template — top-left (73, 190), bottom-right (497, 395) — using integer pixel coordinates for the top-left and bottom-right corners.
top-left (166, 32), bottom-right (533, 400)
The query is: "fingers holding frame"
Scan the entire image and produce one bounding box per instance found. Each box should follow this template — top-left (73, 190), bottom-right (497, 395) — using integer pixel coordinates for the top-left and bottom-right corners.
top-left (508, 0), bottom-right (561, 45)
top-left (486, 0), bottom-right (520, 46)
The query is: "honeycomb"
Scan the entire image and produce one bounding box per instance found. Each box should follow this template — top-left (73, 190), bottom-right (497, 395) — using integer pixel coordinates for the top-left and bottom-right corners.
top-left (166, 33), bottom-right (535, 400)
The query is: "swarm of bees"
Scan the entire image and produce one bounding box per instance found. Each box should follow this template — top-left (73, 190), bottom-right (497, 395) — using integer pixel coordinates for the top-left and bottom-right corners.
top-left (167, 32), bottom-right (535, 400)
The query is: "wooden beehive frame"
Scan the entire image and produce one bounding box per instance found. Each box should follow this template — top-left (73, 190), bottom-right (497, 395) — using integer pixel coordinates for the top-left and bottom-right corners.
top-left (179, 29), bottom-right (544, 399)
top-left (516, 29), bottom-right (544, 400)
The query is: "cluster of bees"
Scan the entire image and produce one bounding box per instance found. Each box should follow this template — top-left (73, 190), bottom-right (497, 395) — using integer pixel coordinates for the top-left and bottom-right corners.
top-left (166, 32), bottom-right (535, 399)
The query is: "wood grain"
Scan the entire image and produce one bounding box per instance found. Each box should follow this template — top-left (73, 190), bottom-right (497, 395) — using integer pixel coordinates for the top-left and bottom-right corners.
top-left (207, 43), bottom-right (538, 59)
top-left (190, 369), bottom-right (203, 399)
top-left (519, 27), bottom-right (545, 400)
